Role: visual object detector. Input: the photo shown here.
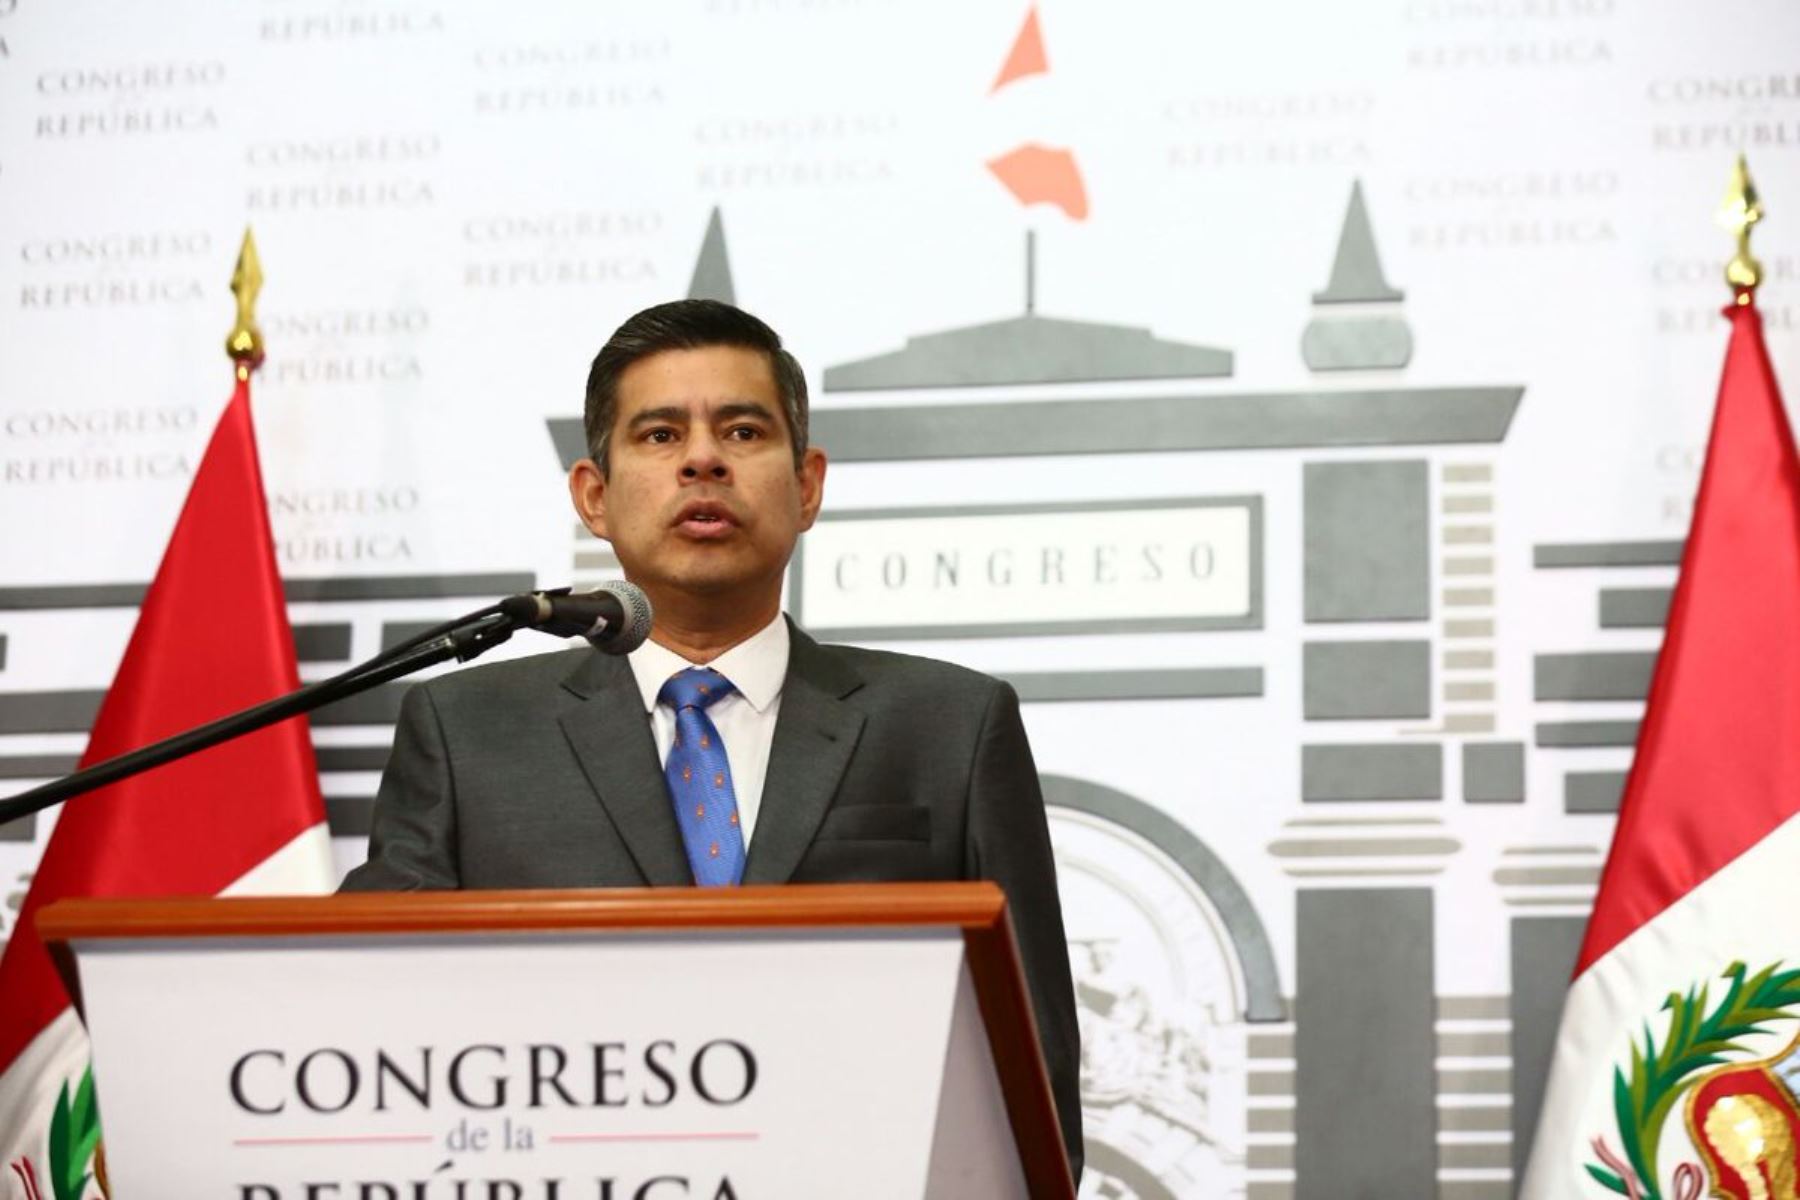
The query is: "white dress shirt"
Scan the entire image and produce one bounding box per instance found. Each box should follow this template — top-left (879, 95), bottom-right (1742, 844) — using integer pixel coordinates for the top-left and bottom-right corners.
top-left (626, 613), bottom-right (789, 846)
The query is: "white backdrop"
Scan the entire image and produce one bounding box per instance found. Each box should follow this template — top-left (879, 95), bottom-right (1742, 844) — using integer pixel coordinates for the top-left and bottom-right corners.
top-left (2, 1), bottom-right (1798, 1196)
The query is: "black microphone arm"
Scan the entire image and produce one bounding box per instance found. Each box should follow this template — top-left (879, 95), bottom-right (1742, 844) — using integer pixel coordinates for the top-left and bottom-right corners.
top-left (0, 582), bottom-right (651, 828)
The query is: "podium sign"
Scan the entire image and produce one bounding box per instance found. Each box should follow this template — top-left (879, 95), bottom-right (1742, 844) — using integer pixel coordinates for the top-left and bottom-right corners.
top-left (40, 883), bottom-right (1071, 1200)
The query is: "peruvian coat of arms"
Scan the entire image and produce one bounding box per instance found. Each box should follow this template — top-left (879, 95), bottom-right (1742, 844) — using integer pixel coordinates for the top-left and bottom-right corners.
top-left (1589, 961), bottom-right (1800, 1200)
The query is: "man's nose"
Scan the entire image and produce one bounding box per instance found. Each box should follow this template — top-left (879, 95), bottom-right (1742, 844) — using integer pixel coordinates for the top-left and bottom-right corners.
top-left (679, 431), bottom-right (730, 480)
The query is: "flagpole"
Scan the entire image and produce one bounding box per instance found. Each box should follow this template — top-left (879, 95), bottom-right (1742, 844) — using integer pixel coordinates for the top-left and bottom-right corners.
top-left (226, 227), bottom-right (265, 382)
top-left (1720, 153), bottom-right (1763, 307)
top-left (1519, 155), bottom-right (1796, 1198)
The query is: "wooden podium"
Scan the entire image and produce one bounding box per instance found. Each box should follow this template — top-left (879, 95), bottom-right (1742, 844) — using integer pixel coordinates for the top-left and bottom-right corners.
top-left (40, 881), bottom-right (1074, 1199)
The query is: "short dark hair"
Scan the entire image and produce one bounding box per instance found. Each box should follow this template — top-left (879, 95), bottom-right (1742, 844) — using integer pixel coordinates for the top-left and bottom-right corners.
top-left (583, 299), bottom-right (809, 474)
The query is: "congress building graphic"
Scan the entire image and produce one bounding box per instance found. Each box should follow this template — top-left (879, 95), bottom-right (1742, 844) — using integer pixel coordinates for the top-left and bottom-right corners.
top-left (543, 189), bottom-right (1614, 1197)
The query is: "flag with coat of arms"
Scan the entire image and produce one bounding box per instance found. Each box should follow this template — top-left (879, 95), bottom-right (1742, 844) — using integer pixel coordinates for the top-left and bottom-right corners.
top-left (1523, 169), bottom-right (1800, 1200)
top-left (0, 233), bottom-right (332, 1199)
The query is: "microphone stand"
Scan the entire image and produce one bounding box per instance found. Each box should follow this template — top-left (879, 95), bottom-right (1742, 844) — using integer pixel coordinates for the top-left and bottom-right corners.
top-left (0, 604), bottom-right (524, 828)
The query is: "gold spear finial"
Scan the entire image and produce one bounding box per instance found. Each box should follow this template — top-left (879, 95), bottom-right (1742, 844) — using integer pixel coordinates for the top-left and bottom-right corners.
top-left (1719, 154), bottom-right (1764, 306)
top-left (226, 227), bottom-right (265, 381)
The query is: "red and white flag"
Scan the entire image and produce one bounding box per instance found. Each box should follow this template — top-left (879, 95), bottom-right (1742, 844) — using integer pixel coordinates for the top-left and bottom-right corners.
top-left (1522, 298), bottom-right (1800, 1199)
top-left (0, 377), bottom-right (330, 1195)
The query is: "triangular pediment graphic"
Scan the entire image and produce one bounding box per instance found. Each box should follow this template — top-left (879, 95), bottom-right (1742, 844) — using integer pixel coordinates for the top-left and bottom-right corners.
top-left (823, 312), bottom-right (1232, 392)
top-left (687, 207), bottom-right (735, 304)
top-left (1313, 180), bottom-right (1403, 304)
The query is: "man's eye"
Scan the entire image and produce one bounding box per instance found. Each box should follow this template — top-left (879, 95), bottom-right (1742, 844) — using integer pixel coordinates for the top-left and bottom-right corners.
top-left (727, 425), bottom-right (762, 441)
top-left (645, 428), bottom-right (676, 444)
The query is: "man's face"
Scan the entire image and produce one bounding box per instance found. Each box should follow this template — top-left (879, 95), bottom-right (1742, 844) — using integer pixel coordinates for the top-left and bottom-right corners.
top-left (569, 345), bottom-right (826, 616)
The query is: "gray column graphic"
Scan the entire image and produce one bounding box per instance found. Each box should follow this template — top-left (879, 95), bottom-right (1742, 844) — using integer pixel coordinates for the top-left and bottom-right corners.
top-left (1510, 917), bottom-right (1585, 1192)
top-left (1295, 888), bottom-right (1437, 1199)
top-left (1304, 461), bottom-right (1430, 622)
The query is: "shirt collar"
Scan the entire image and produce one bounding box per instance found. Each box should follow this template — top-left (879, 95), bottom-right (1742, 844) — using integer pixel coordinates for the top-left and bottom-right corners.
top-left (627, 612), bottom-right (789, 716)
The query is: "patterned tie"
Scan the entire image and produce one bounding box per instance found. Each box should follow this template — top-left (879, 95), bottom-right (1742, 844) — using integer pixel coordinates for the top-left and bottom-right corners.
top-left (658, 667), bottom-right (746, 886)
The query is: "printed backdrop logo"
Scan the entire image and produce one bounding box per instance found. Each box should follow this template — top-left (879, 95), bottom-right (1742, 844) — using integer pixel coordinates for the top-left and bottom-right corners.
top-left (792, 497), bottom-right (1263, 640)
top-left (30, 60), bottom-right (224, 140)
top-left (1045, 777), bottom-right (1281, 1200)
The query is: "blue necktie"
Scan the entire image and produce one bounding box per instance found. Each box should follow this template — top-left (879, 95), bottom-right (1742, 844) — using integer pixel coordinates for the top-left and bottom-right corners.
top-left (658, 667), bottom-right (746, 886)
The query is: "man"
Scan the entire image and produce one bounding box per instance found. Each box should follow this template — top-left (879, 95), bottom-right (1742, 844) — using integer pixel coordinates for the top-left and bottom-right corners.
top-left (343, 299), bottom-right (1082, 1181)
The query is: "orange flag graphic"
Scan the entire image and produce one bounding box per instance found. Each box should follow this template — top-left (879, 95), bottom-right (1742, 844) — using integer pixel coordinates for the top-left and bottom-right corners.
top-left (990, 6), bottom-right (1048, 93)
top-left (985, 143), bottom-right (1089, 220)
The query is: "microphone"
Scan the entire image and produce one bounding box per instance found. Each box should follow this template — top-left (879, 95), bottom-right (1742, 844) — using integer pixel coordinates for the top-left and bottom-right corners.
top-left (500, 580), bottom-right (653, 655)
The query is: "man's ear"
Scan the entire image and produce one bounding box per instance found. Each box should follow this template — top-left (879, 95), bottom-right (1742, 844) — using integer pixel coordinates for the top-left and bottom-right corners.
top-left (568, 457), bottom-right (610, 540)
top-left (796, 446), bottom-right (828, 532)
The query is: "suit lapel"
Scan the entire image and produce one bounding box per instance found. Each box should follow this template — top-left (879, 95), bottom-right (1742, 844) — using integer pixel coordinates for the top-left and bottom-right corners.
top-left (557, 651), bottom-right (693, 886)
top-left (743, 623), bottom-right (866, 885)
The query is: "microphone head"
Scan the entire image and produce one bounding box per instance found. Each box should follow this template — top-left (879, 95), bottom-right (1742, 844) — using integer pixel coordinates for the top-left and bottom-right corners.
top-left (593, 579), bottom-right (653, 655)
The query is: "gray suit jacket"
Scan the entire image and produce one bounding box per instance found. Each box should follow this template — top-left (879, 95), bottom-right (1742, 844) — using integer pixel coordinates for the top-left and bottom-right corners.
top-left (342, 623), bottom-right (1083, 1180)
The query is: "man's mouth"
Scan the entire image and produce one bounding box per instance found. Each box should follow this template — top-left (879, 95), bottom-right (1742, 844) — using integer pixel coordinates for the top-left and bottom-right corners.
top-left (675, 502), bottom-right (738, 539)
